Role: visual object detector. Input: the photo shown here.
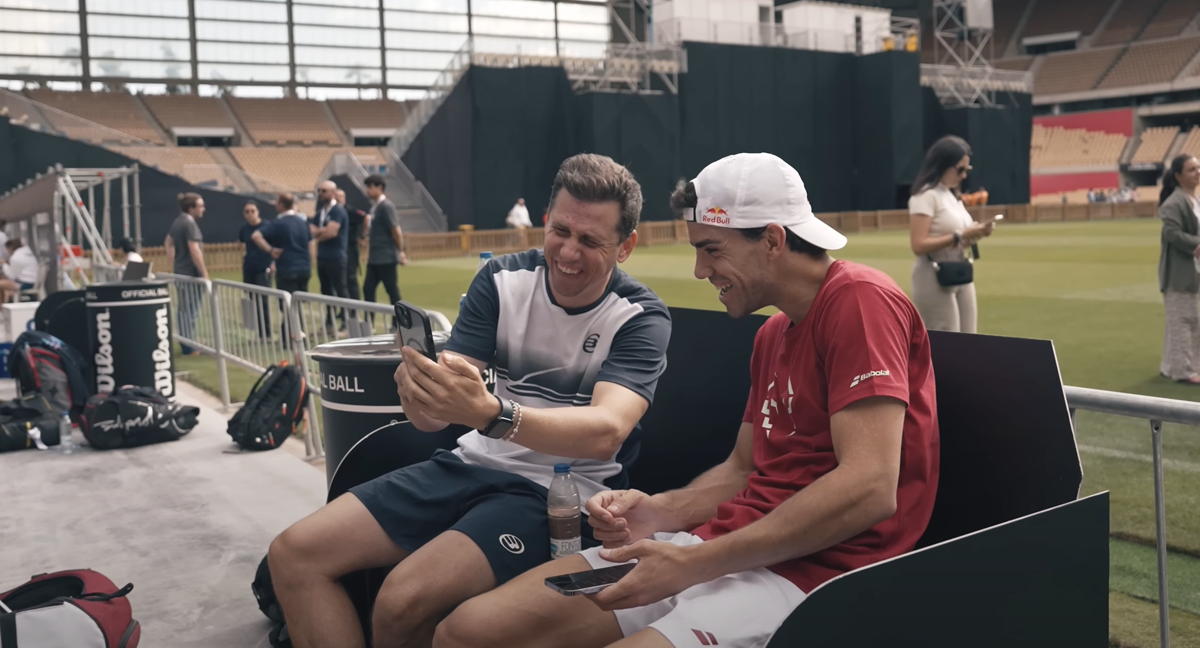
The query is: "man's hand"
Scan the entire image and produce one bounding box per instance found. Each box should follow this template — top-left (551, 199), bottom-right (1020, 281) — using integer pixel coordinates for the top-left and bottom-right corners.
top-left (400, 251), bottom-right (409, 266)
top-left (270, 248), bottom-right (282, 259)
top-left (587, 490), bottom-right (669, 548)
top-left (397, 347), bottom-right (496, 428)
top-left (1193, 243), bottom-right (1200, 258)
top-left (585, 540), bottom-right (705, 611)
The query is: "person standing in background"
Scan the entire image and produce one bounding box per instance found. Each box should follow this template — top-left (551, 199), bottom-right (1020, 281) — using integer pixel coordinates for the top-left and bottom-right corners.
top-left (362, 174), bottom-right (404, 311)
top-left (1157, 154), bottom-right (1200, 384)
top-left (117, 237), bottom-right (143, 265)
top-left (506, 198), bottom-right (532, 229)
top-left (165, 192), bottom-right (208, 357)
top-left (251, 193), bottom-right (315, 344)
top-left (907, 136), bottom-right (994, 334)
top-left (0, 238), bottom-right (38, 302)
top-left (239, 202), bottom-right (274, 340)
top-left (311, 180), bottom-right (350, 332)
top-left (337, 188), bottom-right (368, 302)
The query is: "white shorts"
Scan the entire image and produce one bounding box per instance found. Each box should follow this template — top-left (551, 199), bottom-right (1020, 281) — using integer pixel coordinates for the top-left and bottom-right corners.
top-left (581, 532), bottom-right (808, 648)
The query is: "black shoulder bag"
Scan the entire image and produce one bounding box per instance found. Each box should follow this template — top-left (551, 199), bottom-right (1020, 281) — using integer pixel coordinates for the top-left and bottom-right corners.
top-left (928, 243), bottom-right (979, 287)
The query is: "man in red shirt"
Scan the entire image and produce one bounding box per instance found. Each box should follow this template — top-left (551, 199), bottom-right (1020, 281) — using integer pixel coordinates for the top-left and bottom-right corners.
top-left (434, 153), bottom-right (940, 648)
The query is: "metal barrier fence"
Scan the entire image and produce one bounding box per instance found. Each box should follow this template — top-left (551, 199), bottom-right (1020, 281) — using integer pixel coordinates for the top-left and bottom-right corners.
top-left (1065, 386), bottom-right (1200, 648)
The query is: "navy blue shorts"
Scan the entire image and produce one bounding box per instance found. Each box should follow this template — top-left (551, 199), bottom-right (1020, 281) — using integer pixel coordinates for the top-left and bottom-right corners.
top-left (349, 450), bottom-right (598, 584)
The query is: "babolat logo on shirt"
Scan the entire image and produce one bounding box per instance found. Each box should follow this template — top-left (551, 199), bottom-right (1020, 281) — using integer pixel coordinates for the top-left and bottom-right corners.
top-left (850, 369), bottom-right (890, 388)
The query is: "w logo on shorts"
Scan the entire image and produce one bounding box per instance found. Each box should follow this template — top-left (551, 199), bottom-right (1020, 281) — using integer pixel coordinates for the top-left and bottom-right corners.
top-left (498, 534), bottom-right (525, 554)
top-left (691, 629), bottom-right (719, 645)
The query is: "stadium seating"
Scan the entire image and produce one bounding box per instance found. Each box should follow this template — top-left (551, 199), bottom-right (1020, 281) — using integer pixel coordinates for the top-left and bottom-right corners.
top-left (142, 95), bottom-right (235, 132)
top-left (28, 90), bottom-right (164, 145)
top-left (1031, 125), bottom-right (1125, 169)
top-left (1182, 126), bottom-right (1200, 158)
top-left (1033, 48), bottom-right (1123, 95)
top-left (230, 147), bottom-right (386, 193)
top-left (993, 57), bottom-right (1034, 71)
top-left (1130, 126), bottom-right (1179, 165)
top-left (227, 97), bottom-right (342, 146)
top-left (1139, 0), bottom-right (1200, 41)
top-left (1092, 0), bottom-right (1163, 46)
top-left (1022, 0), bottom-right (1112, 38)
top-left (1098, 36), bottom-right (1200, 89)
top-left (328, 100), bottom-right (408, 132)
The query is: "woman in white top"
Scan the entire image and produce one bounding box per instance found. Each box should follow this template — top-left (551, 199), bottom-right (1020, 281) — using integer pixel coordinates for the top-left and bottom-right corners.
top-left (118, 237), bottom-right (144, 264)
top-left (908, 135), bottom-right (995, 333)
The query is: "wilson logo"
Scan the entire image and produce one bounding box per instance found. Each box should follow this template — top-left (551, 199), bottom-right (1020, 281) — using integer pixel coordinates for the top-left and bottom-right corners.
top-left (498, 534), bottom-right (525, 554)
top-left (850, 370), bottom-right (890, 388)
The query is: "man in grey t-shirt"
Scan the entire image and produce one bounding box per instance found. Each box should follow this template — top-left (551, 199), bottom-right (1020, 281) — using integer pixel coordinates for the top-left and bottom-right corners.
top-left (164, 192), bottom-right (208, 356)
top-left (362, 174), bottom-right (403, 309)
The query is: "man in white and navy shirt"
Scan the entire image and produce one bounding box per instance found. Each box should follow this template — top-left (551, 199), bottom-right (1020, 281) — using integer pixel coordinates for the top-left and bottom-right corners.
top-left (269, 154), bottom-right (672, 648)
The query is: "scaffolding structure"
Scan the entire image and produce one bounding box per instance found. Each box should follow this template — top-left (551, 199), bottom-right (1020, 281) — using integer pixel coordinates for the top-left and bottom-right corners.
top-left (924, 0), bottom-right (1033, 107)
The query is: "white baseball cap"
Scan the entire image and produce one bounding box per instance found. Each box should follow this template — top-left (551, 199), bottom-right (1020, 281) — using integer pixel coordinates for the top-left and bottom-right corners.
top-left (687, 153), bottom-right (847, 251)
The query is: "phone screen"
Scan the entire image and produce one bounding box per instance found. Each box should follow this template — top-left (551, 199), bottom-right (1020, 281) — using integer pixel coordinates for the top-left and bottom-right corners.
top-left (544, 563), bottom-right (636, 596)
top-left (394, 300), bottom-right (436, 361)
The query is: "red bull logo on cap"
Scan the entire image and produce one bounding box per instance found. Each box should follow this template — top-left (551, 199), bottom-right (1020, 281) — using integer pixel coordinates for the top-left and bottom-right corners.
top-left (701, 206), bottom-right (730, 226)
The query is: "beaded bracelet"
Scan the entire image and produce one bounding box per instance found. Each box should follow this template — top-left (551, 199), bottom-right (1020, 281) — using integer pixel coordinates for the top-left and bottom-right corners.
top-left (502, 400), bottom-right (523, 443)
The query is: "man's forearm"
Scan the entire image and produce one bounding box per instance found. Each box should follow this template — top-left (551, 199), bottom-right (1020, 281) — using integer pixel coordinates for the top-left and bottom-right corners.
top-left (191, 249), bottom-right (208, 279)
top-left (689, 466), bottom-right (896, 582)
top-left (493, 404), bottom-right (627, 462)
top-left (391, 227), bottom-right (403, 252)
top-left (652, 460), bottom-right (753, 533)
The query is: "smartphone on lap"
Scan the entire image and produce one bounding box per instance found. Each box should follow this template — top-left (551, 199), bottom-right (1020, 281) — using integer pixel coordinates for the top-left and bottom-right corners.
top-left (544, 563), bottom-right (637, 596)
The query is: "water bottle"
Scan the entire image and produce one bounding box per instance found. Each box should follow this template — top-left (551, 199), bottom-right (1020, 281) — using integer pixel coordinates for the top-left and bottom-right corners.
top-left (476, 251), bottom-right (493, 273)
top-left (58, 412), bottom-right (74, 455)
top-left (548, 463), bottom-right (582, 559)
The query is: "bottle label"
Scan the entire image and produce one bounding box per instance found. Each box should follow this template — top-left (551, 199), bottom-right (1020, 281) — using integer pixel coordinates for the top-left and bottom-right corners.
top-left (550, 536), bottom-right (581, 560)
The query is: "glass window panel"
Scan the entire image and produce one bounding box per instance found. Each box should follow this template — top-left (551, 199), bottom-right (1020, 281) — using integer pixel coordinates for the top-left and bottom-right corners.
top-left (91, 59), bottom-right (190, 78)
top-left (0, 8), bottom-right (80, 34)
top-left (296, 66), bottom-right (383, 84)
top-left (383, 0), bottom-right (465, 13)
top-left (124, 83), bottom-right (169, 94)
top-left (385, 30), bottom-right (468, 51)
top-left (387, 88), bottom-right (425, 100)
top-left (194, 0), bottom-right (287, 22)
top-left (471, 0), bottom-right (554, 20)
top-left (89, 37), bottom-right (189, 61)
top-left (556, 2), bottom-right (606, 23)
top-left (473, 36), bottom-right (557, 56)
top-left (198, 84), bottom-right (287, 97)
top-left (383, 10), bottom-right (468, 33)
top-left (87, 15), bottom-right (190, 39)
top-left (294, 25), bottom-right (381, 48)
top-left (196, 20), bottom-right (289, 43)
top-left (0, 33), bottom-right (80, 57)
top-left (197, 42), bottom-right (290, 64)
top-left (295, 0), bottom-right (378, 7)
top-left (87, 0), bottom-right (188, 17)
top-left (0, 0), bottom-right (77, 10)
top-left (557, 21), bottom-right (607, 41)
top-left (292, 5), bottom-right (380, 27)
top-left (0, 55), bottom-right (81, 76)
top-left (199, 62), bottom-right (291, 82)
top-left (295, 46), bottom-right (380, 67)
top-left (387, 69), bottom-right (439, 86)
top-left (472, 16), bottom-right (555, 38)
top-left (386, 50), bottom-right (454, 70)
top-left (558, 40), bottom-right (606, 58)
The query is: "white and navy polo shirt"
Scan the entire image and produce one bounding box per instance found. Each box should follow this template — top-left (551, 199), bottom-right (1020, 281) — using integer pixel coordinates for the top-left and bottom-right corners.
top-left (446, 248), bottom-right (671, 501)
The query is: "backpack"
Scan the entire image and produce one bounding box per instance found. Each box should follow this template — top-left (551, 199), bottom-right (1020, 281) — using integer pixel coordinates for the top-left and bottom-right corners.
top-left (0, 569), bottom-right (140, 648)
top-left (80, 386), bottom-right (200, 451)
top-left (227, 363), bottom-right (308, 451)
top-left (6, 332), bottom-right (92, 421)
top-left (0, 393), bottom-right (60, 453)
top-left (251, 555), bottom-right (291, 648)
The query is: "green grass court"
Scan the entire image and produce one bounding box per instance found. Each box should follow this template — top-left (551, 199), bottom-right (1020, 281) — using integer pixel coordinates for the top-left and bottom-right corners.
top-left (177, 218), bottom-right (1200, 647)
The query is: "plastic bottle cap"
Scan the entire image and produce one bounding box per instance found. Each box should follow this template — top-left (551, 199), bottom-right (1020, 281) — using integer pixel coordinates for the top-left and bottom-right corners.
top-left (554, 463), bottom-right (571, 474)
top-left (480, 251), bottom-right (493, 259)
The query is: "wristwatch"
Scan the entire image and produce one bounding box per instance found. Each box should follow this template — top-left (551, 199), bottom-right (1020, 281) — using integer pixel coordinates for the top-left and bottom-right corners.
top-left (480, 395), bottom-right (515, 439)
top-left (952, 231), bottom-right (963, 248)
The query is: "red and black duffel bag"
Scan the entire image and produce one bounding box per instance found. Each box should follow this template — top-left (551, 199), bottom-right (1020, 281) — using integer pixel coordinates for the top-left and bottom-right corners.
top-left (0, 569), bottom-right (140, 647)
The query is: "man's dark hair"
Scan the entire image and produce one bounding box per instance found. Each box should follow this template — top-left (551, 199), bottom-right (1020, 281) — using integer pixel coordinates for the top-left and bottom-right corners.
top-left (118, 237), bottom-right (136, 254)
top-left (5, 237), bottom-right (21, 251)
top-left (177, 192), bottom-right (202, 214)
top-left (669, 181), bottom-right (827, 258)
top-left (277, 193), bottom-right (295, 210)
top-left (547, 154), bottom-right (642, 241)
top-left (364, 174), bottom-right (386, 189)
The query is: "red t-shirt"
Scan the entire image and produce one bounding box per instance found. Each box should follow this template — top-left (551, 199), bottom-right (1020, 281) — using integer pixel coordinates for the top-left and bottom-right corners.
top-left (692, 260), bottom-right (939, 593)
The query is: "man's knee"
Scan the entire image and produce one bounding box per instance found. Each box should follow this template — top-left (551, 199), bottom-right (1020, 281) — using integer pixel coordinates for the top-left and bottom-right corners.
top-left (372, 583), bottom-right (442, 641)
top-left (269, 523), bottom-right (335, 585)
top-left (433, 597), bottom-right (499, 648)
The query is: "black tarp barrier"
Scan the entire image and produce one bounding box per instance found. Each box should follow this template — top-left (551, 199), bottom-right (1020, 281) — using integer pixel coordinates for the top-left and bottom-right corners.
top-left (401, 72), bottom-right (474, 230)
top-left (921, 88), bottom-right (1033, 206)
top-left (0, 124), bottom-right (276, 245)
top-left (854, 51), bottom-right (924, 209)
top-left (575, 92), bottom-right (681, 221)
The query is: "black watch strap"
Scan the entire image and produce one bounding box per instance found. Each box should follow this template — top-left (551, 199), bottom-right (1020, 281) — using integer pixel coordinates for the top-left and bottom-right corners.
top-left (481, 396), bottom-right (515, 439)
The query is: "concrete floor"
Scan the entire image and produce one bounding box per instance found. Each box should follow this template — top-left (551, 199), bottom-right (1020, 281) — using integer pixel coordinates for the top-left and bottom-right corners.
top-left (0, 379), bottom-right (327, 647)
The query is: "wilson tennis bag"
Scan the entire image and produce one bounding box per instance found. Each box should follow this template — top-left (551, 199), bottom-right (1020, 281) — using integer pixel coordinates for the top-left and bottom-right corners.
top-left (227, 363), bottom-right (308, 451)
top-left (0, 393), bottom-right (60, 453)
top-left (80, 386), bottom-right (200, 450)
top-left (0, 569), bottom-right (140, 648)
top-left (6, 331), bottom-right (92, 421)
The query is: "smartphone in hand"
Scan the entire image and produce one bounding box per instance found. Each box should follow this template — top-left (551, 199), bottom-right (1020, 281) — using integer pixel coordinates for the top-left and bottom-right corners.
top-left (394, 300), bottom-right (437, 362)
top-left (544, 563), bottom-right (636, 596)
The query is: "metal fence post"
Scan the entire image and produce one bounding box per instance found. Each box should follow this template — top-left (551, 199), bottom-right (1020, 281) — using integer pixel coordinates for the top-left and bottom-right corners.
top-left (287, 294), bottom-right (324, 460)
top-left (1150, 418), bottom-right (1170, 648)
top-left (207, 279), bottom-right (231, 409)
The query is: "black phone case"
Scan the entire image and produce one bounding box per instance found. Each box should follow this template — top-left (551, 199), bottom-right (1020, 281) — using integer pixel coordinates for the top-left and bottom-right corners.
top-left (394, 300), bottom-right (436, 361)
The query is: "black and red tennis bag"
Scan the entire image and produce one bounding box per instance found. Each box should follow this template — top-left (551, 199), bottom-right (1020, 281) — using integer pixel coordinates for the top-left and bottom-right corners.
top-left (0, 393), bottom-right (60, 453)
top-left (0, 569), bottom-right (140, 648)
top-left (80, 386), bottom-right (200, 451)
top-left (227, 362), bottom-right (308, 451)
top-left (6, 331), bottom-right (92, 421)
